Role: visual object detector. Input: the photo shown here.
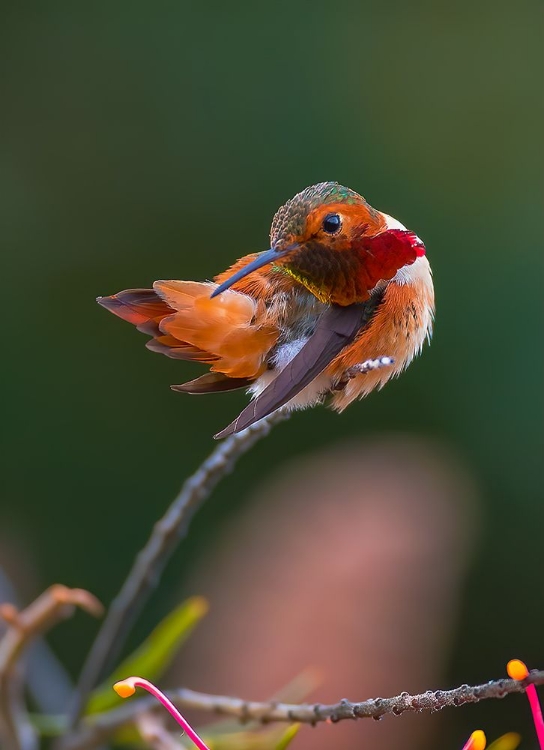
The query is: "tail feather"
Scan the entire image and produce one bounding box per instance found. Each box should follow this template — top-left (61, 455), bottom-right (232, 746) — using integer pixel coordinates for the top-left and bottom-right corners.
top-left (98, 280), bottom-right (279, 382)
top-left (97, 289), bottom-right (173, 333)
top-left (146, 338), bottom-right (218, 363)
top-left (171, 372), bottom-right (252, 394)
top-left (153, 280), bottom-right (278, 378)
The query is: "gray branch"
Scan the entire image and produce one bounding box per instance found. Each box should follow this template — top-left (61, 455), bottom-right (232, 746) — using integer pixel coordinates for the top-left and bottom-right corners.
top-left (63, 671), bottom-right (544, 750)
top-left (69, 410), bottom-right (290, 728)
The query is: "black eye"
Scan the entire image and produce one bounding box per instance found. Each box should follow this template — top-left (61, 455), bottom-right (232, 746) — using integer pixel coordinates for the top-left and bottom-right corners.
top-left (322, 213), bottom-right (342, 234)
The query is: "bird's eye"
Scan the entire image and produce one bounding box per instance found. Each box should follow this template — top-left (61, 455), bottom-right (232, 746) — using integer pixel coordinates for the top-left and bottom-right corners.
top-left (322, 213), bottom-right (342, 234)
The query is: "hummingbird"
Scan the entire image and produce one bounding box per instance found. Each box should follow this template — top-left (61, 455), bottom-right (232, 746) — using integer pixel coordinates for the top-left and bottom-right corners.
top-left (98, 182), bottom-right (434, 438)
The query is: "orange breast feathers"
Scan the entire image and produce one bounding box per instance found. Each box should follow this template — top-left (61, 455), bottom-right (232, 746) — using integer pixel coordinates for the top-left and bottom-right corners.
top-left (329, 265), bottom-right (435, 411)
top-left (98, 278), bottom-right (279, 380)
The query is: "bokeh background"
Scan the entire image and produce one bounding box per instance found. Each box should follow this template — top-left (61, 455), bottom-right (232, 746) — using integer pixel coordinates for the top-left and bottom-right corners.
top-left (1, 2), bottom-right (543, 748)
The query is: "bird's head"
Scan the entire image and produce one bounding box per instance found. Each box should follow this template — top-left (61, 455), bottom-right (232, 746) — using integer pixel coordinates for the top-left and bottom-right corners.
top-left (213, 182), bottom-right (426, 305)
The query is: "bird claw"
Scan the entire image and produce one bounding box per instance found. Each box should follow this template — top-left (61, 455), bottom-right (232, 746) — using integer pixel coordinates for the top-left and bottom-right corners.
top-left (346, 356), bottom-right (395, 377)
top-left (334, 356), bottom-right (395, 390)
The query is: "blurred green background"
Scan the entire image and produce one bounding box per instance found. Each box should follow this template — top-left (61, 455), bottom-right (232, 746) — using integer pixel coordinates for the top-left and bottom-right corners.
top-left (1, 1), bottom-right (542, 748)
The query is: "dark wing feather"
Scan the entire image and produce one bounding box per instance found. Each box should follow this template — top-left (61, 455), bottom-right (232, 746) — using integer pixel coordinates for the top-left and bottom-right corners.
top-left (214, 303), bottom-right (366, 439)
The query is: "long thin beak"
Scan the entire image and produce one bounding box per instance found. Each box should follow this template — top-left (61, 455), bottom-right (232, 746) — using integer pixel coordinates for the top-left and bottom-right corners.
top-left (211, 246), bottom-right (294, 298)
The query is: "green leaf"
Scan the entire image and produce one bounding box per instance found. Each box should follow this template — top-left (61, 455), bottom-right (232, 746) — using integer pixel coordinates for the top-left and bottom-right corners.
top-left (29, 714), bottom-right (68, 737)
top-left (201, 725), bottom-right (300, 750)
top-left (86, 595), bottom-right (208, 714)
top-left (274, 724), bottom-right (300, 750)
top-left (487, 733), bottom-right (522, 750)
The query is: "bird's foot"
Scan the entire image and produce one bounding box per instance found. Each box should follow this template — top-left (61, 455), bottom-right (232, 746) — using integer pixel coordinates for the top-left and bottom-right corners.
top-left (346, 356), bottom-right (395, 378)
top-left (333, 356), bottom-right (395, 390)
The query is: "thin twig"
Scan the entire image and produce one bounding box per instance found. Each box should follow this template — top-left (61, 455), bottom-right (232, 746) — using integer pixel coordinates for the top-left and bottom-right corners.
top-left (135, 712), bottom-right (182, 750)
top-left (0, 566), bottom-right (77, 714)
top-left (62, 671), bottom-right (544, 750)
top-left (0, 586), bottom-right (103, 750)
top-left (69, 410), bottom-right (290, 727)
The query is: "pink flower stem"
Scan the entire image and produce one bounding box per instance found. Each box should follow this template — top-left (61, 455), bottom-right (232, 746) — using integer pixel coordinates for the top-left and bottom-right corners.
top-left (115, 677), bottom-right (210, 750)
top-left (526, 684), bottom-right (544, 749)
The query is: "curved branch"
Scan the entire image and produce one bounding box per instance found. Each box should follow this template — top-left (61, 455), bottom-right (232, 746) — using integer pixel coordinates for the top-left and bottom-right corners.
top-left (0, 586), bottom-right (102, 750)
top-left (62, 671), bottom-right (544, 750)
top-left (69, 410), bottom-right (289, 727)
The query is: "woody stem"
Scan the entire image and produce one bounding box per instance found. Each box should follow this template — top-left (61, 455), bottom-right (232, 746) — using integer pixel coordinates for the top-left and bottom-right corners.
top-left (68, 410), bottom-right (290, 728)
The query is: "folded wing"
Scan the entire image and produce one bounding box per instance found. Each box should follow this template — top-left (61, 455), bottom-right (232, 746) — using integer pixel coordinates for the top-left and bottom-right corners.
top-left (214, 303), bottom-right (366, 439)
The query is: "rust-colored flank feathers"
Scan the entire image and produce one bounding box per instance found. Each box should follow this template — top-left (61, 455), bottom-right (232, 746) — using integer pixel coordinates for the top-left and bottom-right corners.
top-left (98, 182), bottom-right (434, 437)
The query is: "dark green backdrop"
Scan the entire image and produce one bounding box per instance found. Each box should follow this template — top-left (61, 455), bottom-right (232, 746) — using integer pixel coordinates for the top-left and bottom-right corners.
top-left (1, 2), bottom-right (542, 747)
